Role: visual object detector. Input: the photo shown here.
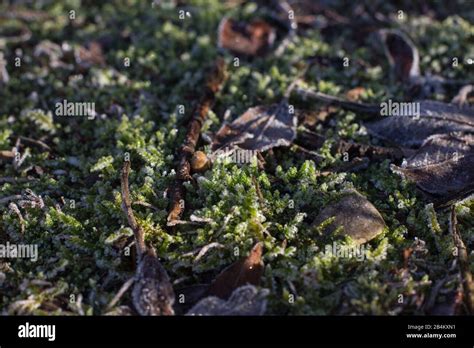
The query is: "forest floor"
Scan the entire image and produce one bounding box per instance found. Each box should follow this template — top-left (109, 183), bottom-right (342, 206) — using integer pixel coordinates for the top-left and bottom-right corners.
top-left (0, 0), bottom-right (473, 315)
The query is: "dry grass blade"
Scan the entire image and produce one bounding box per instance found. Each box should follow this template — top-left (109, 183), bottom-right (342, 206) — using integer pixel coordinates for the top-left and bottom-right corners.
top-left (450, 206), bottom-right (474, 314)
top-left (120, 160), bottom-right (146, 258)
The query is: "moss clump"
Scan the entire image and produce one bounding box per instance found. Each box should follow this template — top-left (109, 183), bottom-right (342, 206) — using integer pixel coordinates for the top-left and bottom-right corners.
top-left (0, 0), bottom-right (473, 315)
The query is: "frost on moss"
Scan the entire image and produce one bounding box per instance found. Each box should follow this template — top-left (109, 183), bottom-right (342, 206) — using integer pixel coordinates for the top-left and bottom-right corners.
top-left (0, 0), bottom-right (473, 315)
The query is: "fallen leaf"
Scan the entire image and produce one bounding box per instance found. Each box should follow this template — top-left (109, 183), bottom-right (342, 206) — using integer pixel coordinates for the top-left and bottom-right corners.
top-left (378, 29), bottom-right (420, 83)
top-left (75, 41), bottom-right (106, 70)
top-left (186, 285), bottom-right (269, 316)
top-left (401, 133), bottom-right (474, 168)
top-left (132, 247), bottom-right (175, 316)
top-left (392, 133), bottom-right (474, 204)
top-left (218, 17), bottom-right (276, 57)
top-left (212, 102), bottom-right (297, 154)
top-left (312, 190), bottom-right (385, 245)
top-left (366, 101), bottom-right (474, 148)
top-left (208, 242), bottom-right (264, 299)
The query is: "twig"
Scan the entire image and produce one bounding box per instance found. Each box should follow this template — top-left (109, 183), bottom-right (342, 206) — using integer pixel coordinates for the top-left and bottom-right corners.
top-left (295, 87), bottom-right (380, 114)
top-left (8, 202), bottom-right (25, 234)
top-left (194, 242), bottom-right (225, 262)
top-left (18, 136), bottom-right (52, 152)
top-left (106, 277), bottom-right (135, 311)
top-left (450, 206), bottom-right (474, 314)
top-left (167, 58), bottom-right (227, 226)
top-left (0, 150), bottom-right (15, 160)
top-left (0, 195), bottom-right (23, 206)
top-left (451, 85), bottom-right (474, 106)
top-left (120, 161), bottom-right (146, 259)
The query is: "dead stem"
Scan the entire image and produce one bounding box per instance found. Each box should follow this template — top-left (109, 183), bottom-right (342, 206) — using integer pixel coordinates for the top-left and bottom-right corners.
top-left (450, 206), bottom-right (474, 314)
top-left (167, 58), bottom-right (227, 226)
top-left (120, 160), bottom-right (146, 259)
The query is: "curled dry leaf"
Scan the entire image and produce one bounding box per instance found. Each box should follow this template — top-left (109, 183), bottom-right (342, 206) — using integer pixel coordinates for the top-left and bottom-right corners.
top-left (186, 285), bottom-right (269, 316)
top-left (378, 29), bottom-right (420, 83)
top-left (313, 190), bottom-right (385, 245)
top-left (208, 242), bottom-right (264, 299)
top-left (366, 101), bottom-right (474, 148)
top-left (212, 101), bottom-right (297, 154)
top-left (218, 17), bottom-right (276, 57)
top-left (392, 133), bottom-right (474, 204)
top-left (132, 247), bottom-right (175, 316)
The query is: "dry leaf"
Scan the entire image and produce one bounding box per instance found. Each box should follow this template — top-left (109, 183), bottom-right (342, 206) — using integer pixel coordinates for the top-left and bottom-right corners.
top-left (218, 17), bottom-right (276, 57)
top-left (366, 101), bottom-right (474, 148)
top-left (186, 285), bottom-right (269, 316)
top-left (132, 247), bottom-right (175, 316)
top-left (212, 102), bottom-right (297, 153)
top-left (75, 41), bottom-right (106, 70)
top-left (208, 242), bottom-right (264, 299)
top-left (378, 29), bottom-right (420, 83)
top-left (313, 190), bottom-right (385, 245)
top-left (392, 135), bottom-right (474, 204)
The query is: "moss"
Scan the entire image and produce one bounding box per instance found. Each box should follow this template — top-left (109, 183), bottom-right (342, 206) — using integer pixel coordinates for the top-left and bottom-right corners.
top-left (0, 0), bottom-right (473, 315)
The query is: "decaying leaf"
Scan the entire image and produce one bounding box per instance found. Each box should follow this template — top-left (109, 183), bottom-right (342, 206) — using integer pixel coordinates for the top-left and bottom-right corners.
top-left (378, 29), bottom-right (420, 83)
top-left (208, 242), bottom-right (264, 299)
top-left (75, 41), bottom-right (106, 70)
top-left (212, 102), bottom-right (297, 154)
top-left (218, 17), bottom-right (276, 57)
top-left (366, 101), bottom-right (474, 148)
top-left (132, 247), bottom-right (175, 316)
top-left (401, 133), bottom-right (474, 168)
top-left (313, 190), bottom-right (385, 245)
top-left (186, 285), bottom-right (269, 316)
top-left (392, 133), bottom-right (474, 204)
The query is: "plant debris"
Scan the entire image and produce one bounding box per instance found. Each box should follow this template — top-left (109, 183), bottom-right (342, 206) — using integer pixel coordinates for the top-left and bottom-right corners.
top-left (218, 17), bottom-right (276, 57)
top-left (312, 190), bottom-right (386, 245)
top-left (212, 102), bottom-right (297, 153)
top-left (187, 285), bottom-right (269, 316)
top-left (208, 242), bottom-right (264, 299)
top-left (167, 58), bottom-right (228, 226)
top-left (450, 207), bottom-right (474, 314)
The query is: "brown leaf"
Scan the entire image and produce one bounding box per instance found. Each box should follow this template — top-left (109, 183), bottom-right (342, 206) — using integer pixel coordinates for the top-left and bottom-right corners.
top-left (378, 29), bottom-right (420, 83)
top-left (366, 101), bottom-right (474, 148)
top-left (392, 133), bottom-right (474, 204)
top-left (186, 285), bottom-right (269, 316)
top-left (208, 242), bottom-right (264, 299)
top-left (132, 247), bottom-right (175, 316)
top-left (218, 17), bottom-right (276, 57)
top-left (312, 190), bottom-right (385, 245)
top-left (75, 41), bottom-right (106, 70)
top-left (212, 102), bottom-right (297, 153)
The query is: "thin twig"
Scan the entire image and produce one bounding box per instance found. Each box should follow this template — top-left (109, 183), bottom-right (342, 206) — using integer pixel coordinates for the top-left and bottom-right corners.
top-left (167, 58), bottom-right (227, 226)
top-left (120, 161), bottom-right (146, 259)
top-left (18, 136), bottom-right (52, 152)
top-left (450, 206), bottom-right (474, 314)
top-left (106, 277), bottom-right (135, 311)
